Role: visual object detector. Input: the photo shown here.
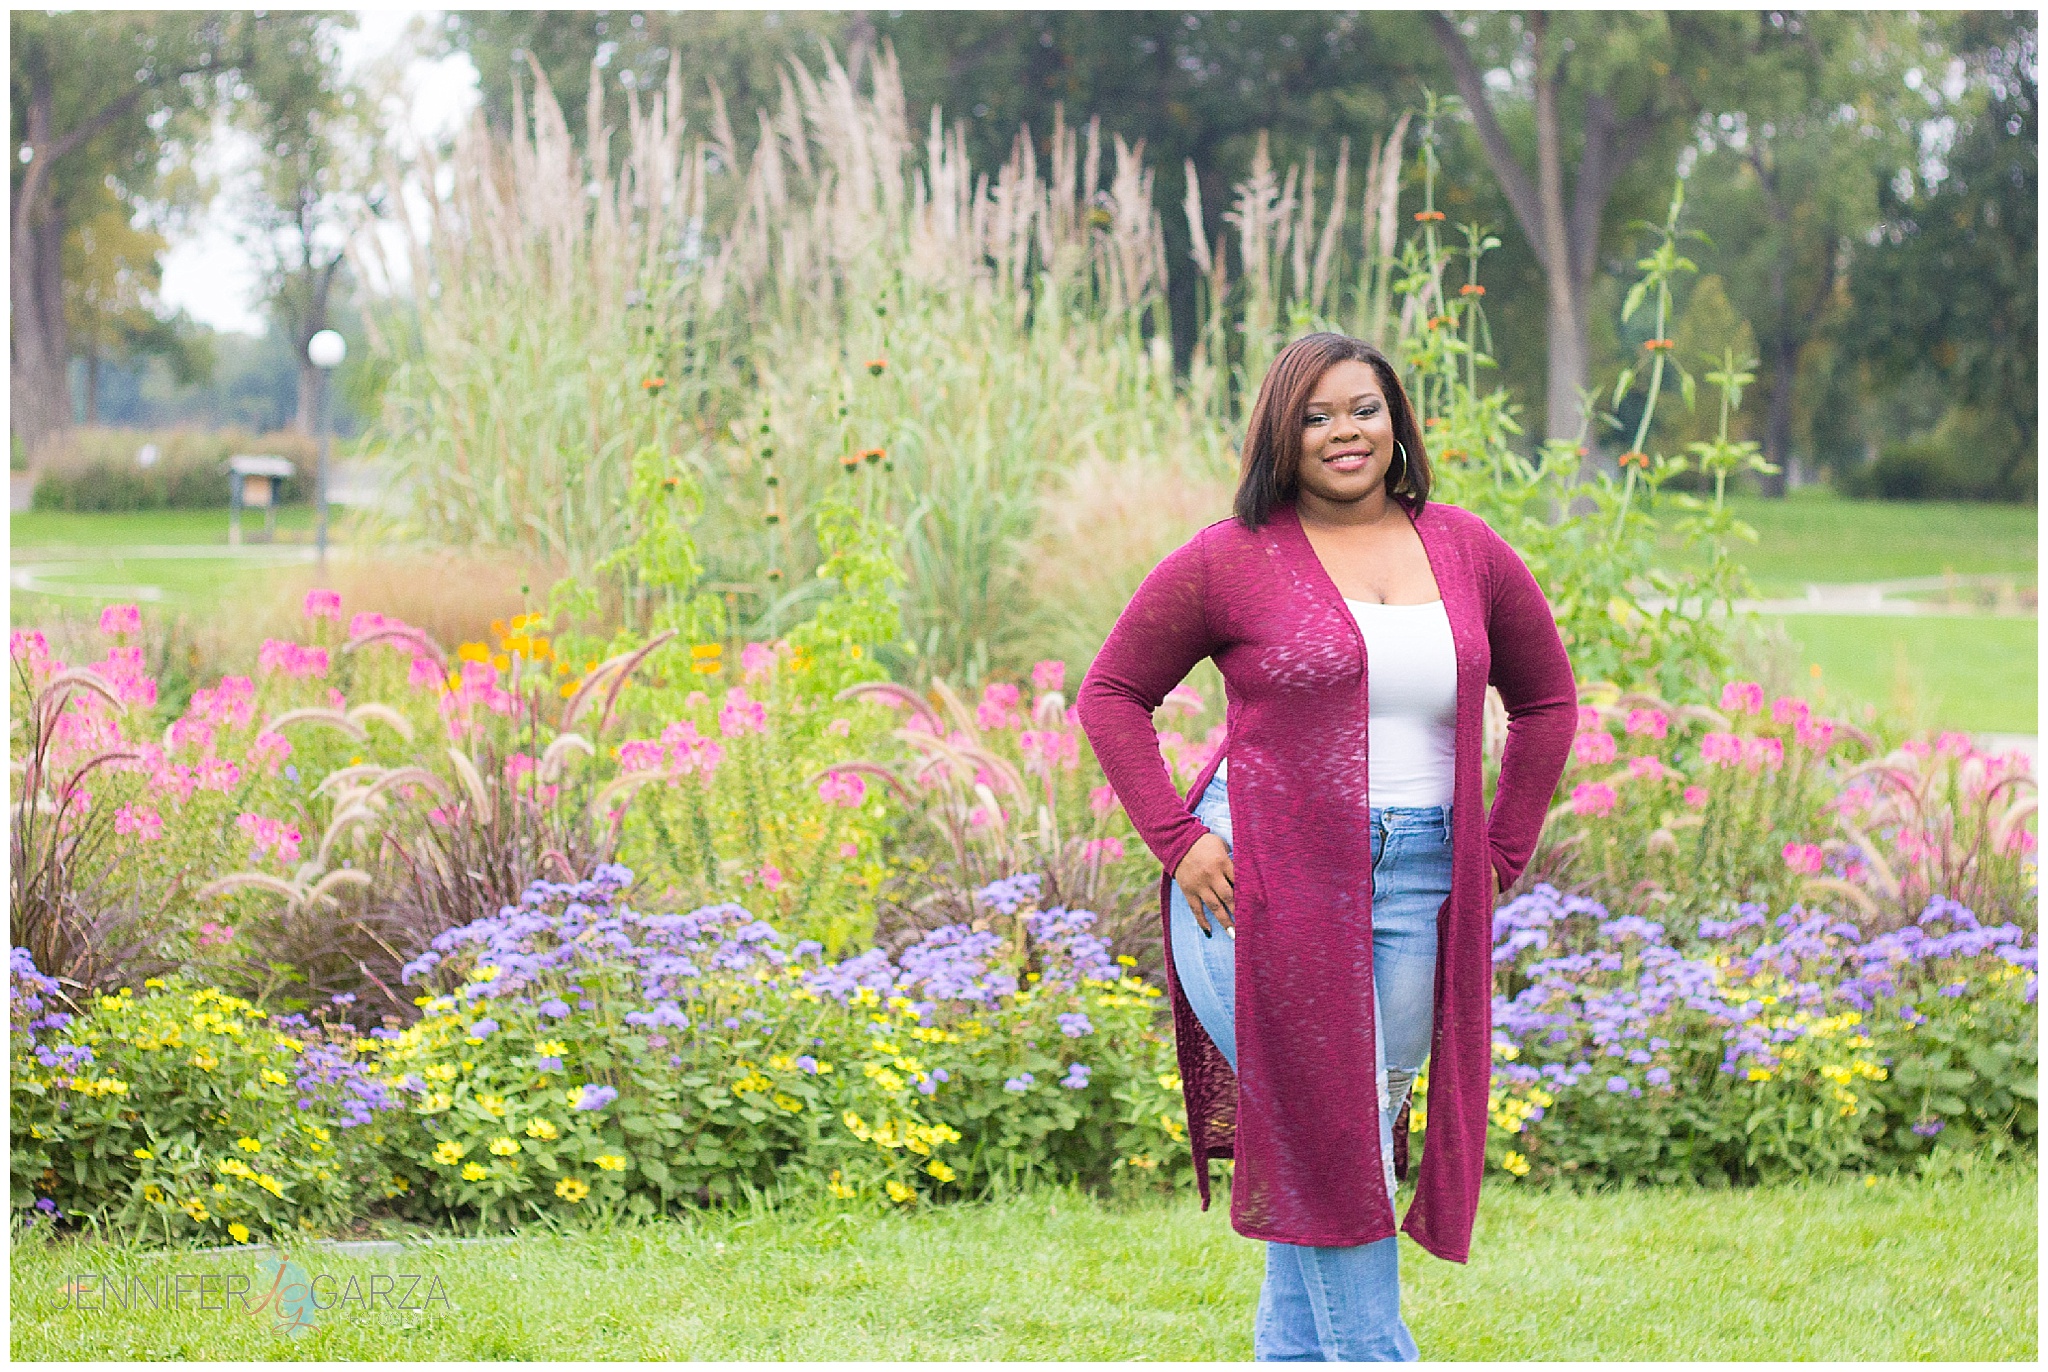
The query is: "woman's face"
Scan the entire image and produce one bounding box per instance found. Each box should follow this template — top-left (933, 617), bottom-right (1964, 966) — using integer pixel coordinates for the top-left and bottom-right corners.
top-left (1292, 358), bottom-right (1400, 510)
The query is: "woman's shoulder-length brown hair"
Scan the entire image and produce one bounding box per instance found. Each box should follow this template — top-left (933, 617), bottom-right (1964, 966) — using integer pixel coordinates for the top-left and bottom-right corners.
top-left (1232, 332), bottom-right (1432, 528)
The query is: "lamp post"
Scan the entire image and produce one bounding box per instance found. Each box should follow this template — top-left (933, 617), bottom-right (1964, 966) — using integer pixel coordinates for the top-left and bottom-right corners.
top-left (307, 328), bottom-right (347, 573)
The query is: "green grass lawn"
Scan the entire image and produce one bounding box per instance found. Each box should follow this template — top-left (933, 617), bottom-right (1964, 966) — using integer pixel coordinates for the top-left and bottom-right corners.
top-left (1660, 489), bottom-right (2037, 596)
top-left (11, 1163), bottom-right (2035, 1360)
top-left (1765, 612), bottom-right (2038, 734)
top-left (10, 506), bottom-right (320, 549)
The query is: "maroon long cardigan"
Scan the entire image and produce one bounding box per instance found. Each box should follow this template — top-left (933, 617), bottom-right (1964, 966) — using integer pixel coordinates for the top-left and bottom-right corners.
top-left (1076, 500), bottom-right (1575, 1261)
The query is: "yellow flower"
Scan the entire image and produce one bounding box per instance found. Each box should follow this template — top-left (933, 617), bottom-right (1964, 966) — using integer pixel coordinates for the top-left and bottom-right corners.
top-left (556, 1177), bottom-right (590, 1203)
top-left (433, 1140), bottom-right (466, 1166)
top-left (535, 1040), bottom-right (568, 1057)
top-left (1864, 1175), bottom-right (1878, 1188)
top-left (594, 1154), bottom-right (627, 1172)
top-left (144, 977), bottom-right (165, 989)
top-left (1502, 1151), bottom-right (1531, 1177)
top-left (771, 1093), bottom-right (804, 1114)
top-left (142, 1184), bottom-right (166, 1204)
top-left (461, 1162), bottom-right (490, 1181)
top-left (1157, 1073), bottom-right (1182, 1091)
top-left (925, 1160), bottom-right (956, 1183)
top-left (488, 1137), bottom-right (521, 1156)
top-left (885, 1180), bottom-right (915, 1204)
top-left (1116, 955), bottom-right (1137, 967)
top-left (133, 1148), bottom-right (153, 1160)
top-left (212, 1183), bottom-right (228, 1195)
top-left (180, 1198), bottom-right (211, 1222)
top-left (827, 1170), bottom-right (856, 1199)
top-left (218, 1158), bottom-right (254, 1179)
top-left (236, 1137), bottom-right (261, 1153)
top-left (255, 1174), bottom-right (285, 1197)
top-left (189, 1051), bottom-right (219, 1072)
top-left (422, 1091), bottom-right (453, 1113)
top-left (477, 1094), bottom-right (508, 1117)
top-left (260, 1069), bottom-right (288, 1086)
top-left (525, 1118), bottom-right (560, 1141)
top-left (229, 1222), bottom-right (251, 1244)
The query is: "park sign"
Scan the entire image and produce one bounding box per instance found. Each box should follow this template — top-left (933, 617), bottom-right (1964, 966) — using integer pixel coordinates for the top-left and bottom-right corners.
top-left (227, 454), bottom-right (295, 545)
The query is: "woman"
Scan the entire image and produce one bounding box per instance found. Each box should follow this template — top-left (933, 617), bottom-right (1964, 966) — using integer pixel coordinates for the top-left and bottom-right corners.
top-left (1076, 333), bottom-right (1575, 1360)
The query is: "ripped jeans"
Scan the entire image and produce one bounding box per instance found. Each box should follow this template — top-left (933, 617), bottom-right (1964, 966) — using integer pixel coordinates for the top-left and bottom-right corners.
top-left (1168, 767), bottom-right (1448, 1362)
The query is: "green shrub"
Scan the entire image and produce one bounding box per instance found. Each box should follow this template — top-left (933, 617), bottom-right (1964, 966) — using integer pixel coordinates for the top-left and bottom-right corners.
top-left (10, 969), bottom-right (396, 1243)
top-left (30, 427), bottom-right (315, 512)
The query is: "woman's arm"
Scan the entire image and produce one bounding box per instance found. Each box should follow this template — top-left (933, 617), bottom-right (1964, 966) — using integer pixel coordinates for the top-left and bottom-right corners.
top-left (1076, 536), bottom-right (1223, 883)
top-left (1480, 530), bottom-right (1577, 895)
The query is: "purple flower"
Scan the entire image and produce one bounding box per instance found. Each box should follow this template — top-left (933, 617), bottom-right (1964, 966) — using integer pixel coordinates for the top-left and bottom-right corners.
top-left (539, 999), bottom-right (571, 1019)
top-left (1003, 1073), bottom-right (1035, 1093)
top-left (722, 1017), bottom-right (741, 1029)
top-left (284, 764), bottom-right (300, 783)
top-left (330, 992), bottom-right (356, 1006)
top-left (794, 1055), bottom-right (818, 1074)
top-left (1060, 1063), bottom-right (1092, 1089)
top-left (1939, 981), bottom-right (1968, 998)
top-left (535, 1056), bottom-right (564, 1072)
top-left (573, 1084), bottom-right (619, 1111)
top-left (1645, 1067), bottom-right (1671, 1086)
top-left (467, 1018), bottom-right (498, 1038)
top-left (932, 1068), bottom-right (949, 1083)
top-left (1057, 1012), bottom-right (1093, 1038)
top-left (1606, 1076), bottom-right (1629, 1094)
top-left (1912, 1119), bottom-right (1946, 1137)
top-left (1898, 1005), bottom-right (1927, 1025)
top-left (35, 1197), bottom-right (57, 1214)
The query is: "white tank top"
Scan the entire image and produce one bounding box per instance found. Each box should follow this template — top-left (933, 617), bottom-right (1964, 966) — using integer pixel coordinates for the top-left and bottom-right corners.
top-left (1213, 599), bottom-right (1457, 807)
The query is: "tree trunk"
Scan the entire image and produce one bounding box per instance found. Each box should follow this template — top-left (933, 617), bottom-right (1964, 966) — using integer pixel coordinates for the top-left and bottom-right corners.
top-left (1751, 149), bottom-right (1793, 496)
top-left (10, 85), bottom-right (74, 462)
top-left (83, 338), bottom-right (100, 426)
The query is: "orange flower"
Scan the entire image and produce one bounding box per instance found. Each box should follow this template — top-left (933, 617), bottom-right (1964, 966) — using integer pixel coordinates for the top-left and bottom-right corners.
top-left (642, 376), bottom-right (667, 389)
top-left (865, 359), bottom-right (887, 376)
top-left (860, 447), bottom-right (886, 464)
top-left (1619, 450), bottom-right (1650, 469)
top-left (840, 454), bottom-right (862, 472)
top-left (1413, 209), bottom-right (1446, 222)
top-left (1458, 283), bottom-right (1486, 296)
top-left (1641, 338), bottom-right (1674, 352)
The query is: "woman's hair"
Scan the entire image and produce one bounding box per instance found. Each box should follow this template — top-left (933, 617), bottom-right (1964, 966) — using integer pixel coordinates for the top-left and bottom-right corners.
top-left (1232, 332), bottom-right (1431, 528)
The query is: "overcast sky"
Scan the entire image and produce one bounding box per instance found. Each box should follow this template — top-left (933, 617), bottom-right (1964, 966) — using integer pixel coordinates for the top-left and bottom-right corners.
top-left (157, 9), bottom-right (480, 335)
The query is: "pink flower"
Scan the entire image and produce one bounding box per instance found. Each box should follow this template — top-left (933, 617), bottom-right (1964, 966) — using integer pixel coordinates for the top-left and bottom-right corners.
top-left (409, 657), bottom-right (444, 690)
top-left (189, 676), bottom-right (256, 729)
top-left (1720, 681), bottom-right (1765, 715)
top-left (303, 589), bottom-right (343, 621)
top-left (92, 646), bottom-right (158, 708)
top-left (838, 841), bottom-right (861, 860)
top-left (1683, 785), bottom-right (1710, 809)
top-left (1570, 782), bottom-right (1618, 818)
top-left (114, 805), bottom-right (163, 841)
top-left (759, 863), bottom-right (784, 892)
top-left (684, 690), bottom-right (709, 710)
top-left (247, 731), bottom-right (292, 777)
top-left (1573, 731), bottom-right (1617, 766)
top-left (1795, 716), bottom-right (1836, 752)
top-left (1089, 784), bottom-right (1119, 818)
top-left (1031, 660), bottom-right (1067, 693)
top-left (347, 610), bottom-right (399, 638)
top-left (1781, 842), bottom-right (1826, 875)
top-left (967, 804), bottom-right (1000, 828)
top-left (99, 604), bottom-right (141, 637)
top-left (1626, 755), bottom-right (1667, 782)
top-left (1081, 836), bottom-right (1127, 865)
top-left (659, 720), bottom-right (725, 777)
top-left (1020, 728), bottom-right (1080, 776)
top-left (827, 717), bottom-right (852, 737)
top-left (152, 761), bottom-right (199, 805)
top-left (427, 806), bottom-right (452, 827)
top-left (718, 688), bottom-right (768, 738)
top-left (1625, 708), bottom-right (1669, 739)
top-left (1575, 705), bottom-right (1603, 734)
top-left (1741, 737), bottom-right (1785, 773)
top-left (10, 629), bottom-right (51, 663)
top-left (258, 639), bottom-right (329, 678)
top-left (197, 921), bottom-right (237, 948)
top-left (1935, 731), bottom-right (1976, 758)
top-left (976, 682), bottom-right (1024, 731)
top-left (1161, 684), bottom-right (1206, 717)
top-left (740, 642), bottom-right (776, 680)
top-left (618, 740), bottom-right (666, 772)
top-left (2000, 827), bottom-right (2038, 857)
top-left (198, 757), bottom-right (243, 792)
top-left (817, 770), bottom-right (868, 808)
top-left (235, 812), bottom-right (302, 866)
top-left (504, 753), bottom-right (537, 785)
top-left (1699, 732), bottom-right (1742, 768)
top-left (1770, 697), bottom-right (1811, 728)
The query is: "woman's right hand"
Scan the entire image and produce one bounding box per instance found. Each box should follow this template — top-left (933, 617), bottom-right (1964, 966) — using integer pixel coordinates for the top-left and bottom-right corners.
top-left (1174, 833), bottom-right (1236, 936)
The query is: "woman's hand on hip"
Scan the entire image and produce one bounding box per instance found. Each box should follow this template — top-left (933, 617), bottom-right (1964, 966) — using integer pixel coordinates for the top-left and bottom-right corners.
top-left (1174, 833), bottom-right (1235, 935)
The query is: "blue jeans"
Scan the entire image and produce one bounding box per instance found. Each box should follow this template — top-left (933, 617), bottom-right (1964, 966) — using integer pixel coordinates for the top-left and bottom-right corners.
top-left (1169, 768), bottom-right (1448, 1362)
